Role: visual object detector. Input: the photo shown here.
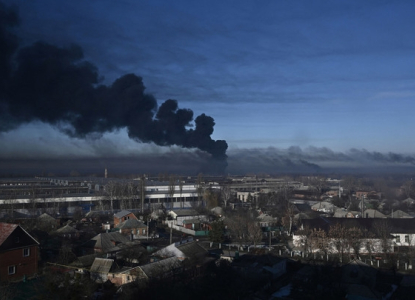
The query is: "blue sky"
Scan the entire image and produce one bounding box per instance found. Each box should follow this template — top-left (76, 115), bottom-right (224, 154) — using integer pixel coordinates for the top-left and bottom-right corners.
top-left (2, 0), bottom-right (415, 174)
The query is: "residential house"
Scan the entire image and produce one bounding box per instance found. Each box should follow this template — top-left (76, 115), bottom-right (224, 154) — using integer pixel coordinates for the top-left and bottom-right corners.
top-left (210, 206), bottom-right (224, 217)
top-left (388, 209), bottom-right (413, 219)
top-left (70, 253), bottom-right (97, 271)
top-left (362, 209), bottom-right (386, 218)
top-left (167, 209), bottom-right (208, 226)
top-left (355, 191), bottom-right (370, 199)
top-left (153, 239), bottom-right (210, 277)
top-left (325, 190), bottom-right (340, 198)
top-left (138, 256), bottom-right (183, 282)
top-left (293, 204), bottom-right (321, 223)
top-left (333, 208), bottom-right (361, 218)
top-left (341, 259), bottom-right (379, 300)
top-left (83, 231), bottom-right (131, 255)
top-left (294, 217), bottom-right (391, 254)
top-left (154, 239), bottom-right (208, 262)
top-left (114, 210), bottom-right (138, 227)
top-left (257, 212), bottom-right (278, 228)
top-left (90, 258), bottom-right (115, 283)
top-left (311, 201), bottom-right (337, 213)
top-left (36, 213), bottom-right (59, 231)
top-left (257, 212), bottom-right (280, 235)
top-left (390, 218), bottom-right (415, 248)
top-left (183, 219), bottom-right (201, 230)
top-left (105, 257), bottom-right (183, 286)
top-left (402, 197), bottom-right (415, 206)
top-left (115, 218), bottom-right (147, 237)
top-left (53, 224), bottom-right (80, 239)
top-left (0, 223), bottom-right (39, 282)
top-left (232, 254), bottom-right (286, 280)
top-left (237, 191), bottom-right (259, 202)
top-left (295, 217), bottom-right (415, 255)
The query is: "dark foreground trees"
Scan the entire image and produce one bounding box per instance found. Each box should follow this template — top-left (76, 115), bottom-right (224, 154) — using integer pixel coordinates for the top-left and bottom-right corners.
top-left (118, 260), bottom-right (263, 300)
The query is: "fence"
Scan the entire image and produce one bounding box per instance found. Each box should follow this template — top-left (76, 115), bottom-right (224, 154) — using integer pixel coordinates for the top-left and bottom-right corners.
top-left (167, 223), bottom-right (209, 237)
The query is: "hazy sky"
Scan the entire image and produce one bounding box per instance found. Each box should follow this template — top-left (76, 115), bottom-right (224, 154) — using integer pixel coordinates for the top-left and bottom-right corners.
top-left (2, 0), bottom-right (415, 174)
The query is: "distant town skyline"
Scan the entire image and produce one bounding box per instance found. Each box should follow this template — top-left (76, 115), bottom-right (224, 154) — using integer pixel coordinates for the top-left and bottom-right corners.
top-left (2, 0), bottom-right (415, 174)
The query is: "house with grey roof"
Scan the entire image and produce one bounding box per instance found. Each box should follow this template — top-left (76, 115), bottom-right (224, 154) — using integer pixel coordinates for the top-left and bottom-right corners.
top-left (37, 213), bottom-right (59, 231)
top-left (232, 254), bottom-right (286, 280)
top-left (362, 209), bottom-right (386, 218)
top-left (388, 209), bottom-right (412, 218)
top-left (153, 239), bottom-right (208, 264)
top-left (402, 197), bottom-right (415, 206)
top-left (90, 258), bottom-right (115, 282)
top-left (83, 232), bottom-right (131, 255)
top-left (139, 256), bottom-right (183, 280)
top-left (115, 218), bottom-right (147, 237)
top-left (167, 209), bottom-right (208, 226)
top-left (114, 210), bottom-right (138, 227)
top-left (311, 201), bottom-right (337, 213)
top-left (53, 224), bottom-right (80, 239)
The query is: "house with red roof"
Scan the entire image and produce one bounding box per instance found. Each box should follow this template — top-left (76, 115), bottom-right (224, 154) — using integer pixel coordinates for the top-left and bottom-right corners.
top-left (0, 223), bottom-right (39, 282)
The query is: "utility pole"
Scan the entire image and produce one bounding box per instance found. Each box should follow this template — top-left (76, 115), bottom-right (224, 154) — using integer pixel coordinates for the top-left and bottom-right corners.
top-left (361, 195), bottom-right (364, 217)
top-left (147, 218), bottom-right (150, 240)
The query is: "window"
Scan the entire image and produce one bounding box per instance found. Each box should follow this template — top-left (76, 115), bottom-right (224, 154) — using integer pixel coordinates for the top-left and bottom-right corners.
top-left (405, 235), bottom-right (410, 243)
top-left (8, 266), bottom-right (15, 275)
top-left (396, 236), bottom-right (400, 243)
top-left (23, 248), bottom-right (30, 257)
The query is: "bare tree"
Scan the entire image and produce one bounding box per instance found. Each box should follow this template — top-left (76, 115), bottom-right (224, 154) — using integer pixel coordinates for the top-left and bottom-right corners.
top-left (226, 211), bottom-right (249, 249)
top-left (373, 219), bottom-right (393, 255)
top-left (363, 229), bottom-right (377, 258)
top-left (178, 177), bottom-right (184, 208)
top-left (6, 188), bottom-right (17, 221)
top-left (204, 188), bottom-right (219, 209)
top-left (140, 175), bottom-right (146, 211)
top-left (309, 228), bottom-right (329, 255)
top-left (329, 223), bottom-right (348, 262)
top-left (168, 175), bottom-right (176, 209)
top-left (247, 222), bottom-right (263, 248)
top-left (342, 176), bottom-right (357, 208)
top-left (281, 203), bottom-right (296, 235)
top-left (346, 227), bottom-right (363, 258)
top-left (296, 226), bottom-right (312, 254)
top-left (220, 183), bottom-right (231, 208)
top-left (196, 173), bottom-right (204, 205)
top-left (126, 181), bottom-right (137, 209)
top-left (402, 180), bottom-right (414, 199)
top-left (105, 181), bottom-right (118, 211)
top-left (310, 176), bottom-right (327, 199)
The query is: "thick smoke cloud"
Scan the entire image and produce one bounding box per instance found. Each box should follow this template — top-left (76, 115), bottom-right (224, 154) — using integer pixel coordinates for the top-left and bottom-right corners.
top-left (0, 3), bottom-right (227, 172)
top-left (227, 146), bottom-right (415, 175)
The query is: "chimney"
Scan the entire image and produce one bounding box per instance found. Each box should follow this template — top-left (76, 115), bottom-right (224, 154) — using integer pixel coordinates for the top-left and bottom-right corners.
top-left (105, 168), bottom-right (108, 179)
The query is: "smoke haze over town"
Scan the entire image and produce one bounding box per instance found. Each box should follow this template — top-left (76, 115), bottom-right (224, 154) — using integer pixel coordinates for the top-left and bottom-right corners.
top-left (2, 0), bottom-right (415, 175)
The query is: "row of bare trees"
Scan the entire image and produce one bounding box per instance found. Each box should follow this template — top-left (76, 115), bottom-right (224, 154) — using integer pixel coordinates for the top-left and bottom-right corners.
top-left (103, 173), bottom-right (206, 211)
top-left (298, 220), bottom-right (395, 262)
top-left (103, 177), bottom-right (147, 211)
top-left (225, 210), bottom-right (263, 248)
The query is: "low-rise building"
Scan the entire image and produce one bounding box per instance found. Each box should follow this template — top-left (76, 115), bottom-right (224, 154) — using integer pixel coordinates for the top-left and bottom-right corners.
top-left (0, 223), bottom-right (39, 282)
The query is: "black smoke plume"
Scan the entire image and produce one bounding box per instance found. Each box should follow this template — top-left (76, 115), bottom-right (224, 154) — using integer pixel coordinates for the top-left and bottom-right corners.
top-left (0, 3), bottom-right (227, 172)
